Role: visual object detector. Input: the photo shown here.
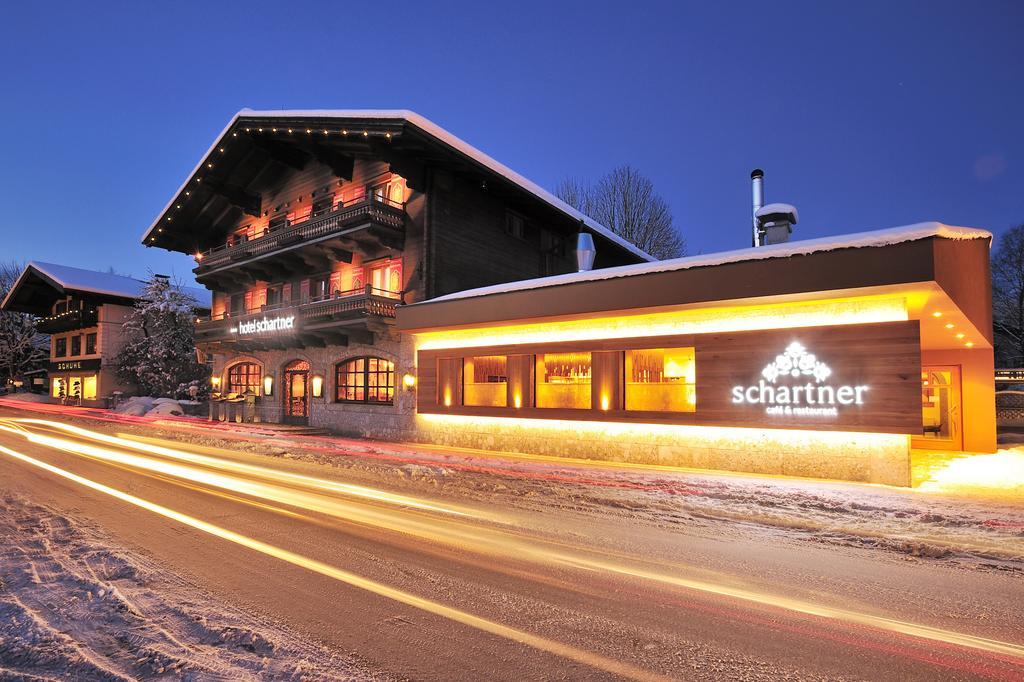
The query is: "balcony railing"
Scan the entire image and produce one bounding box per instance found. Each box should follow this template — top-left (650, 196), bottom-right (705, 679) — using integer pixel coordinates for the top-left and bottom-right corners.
top-left (37, 308), bottom-right (99, 334)
top-left (196, 195), bottom-right (406, 271)
top-left (195, 286), bottom-right (399, 344)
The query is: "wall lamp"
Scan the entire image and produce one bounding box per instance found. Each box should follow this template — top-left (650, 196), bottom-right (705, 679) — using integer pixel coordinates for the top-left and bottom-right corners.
top-left (263, 373), bottom-right (274, 396)
top-left (311, 374), bottom-right (324, 398)
top-left (402, 373), bottom-right (417, 389)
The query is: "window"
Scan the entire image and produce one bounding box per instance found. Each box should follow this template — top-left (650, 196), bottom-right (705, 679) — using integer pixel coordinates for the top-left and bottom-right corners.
top-left (311, 195), bottom-right (334, 217)
top-left (266, 286), bottom-right (282, 308)
top-left (536, 352), bottom-right (591, 409)
top-left (268, 214), bottom-right (288, 232)
top-left (504, 211), bottom-right (526, 239)
top-left (336, 357), bottom-right (395, 404)
top-left (625, 348), bottom-right (696, 412)
top-left (464, 355), bottom-right (508, 407)
top-left (55, 337), bottom-right (67, 357)
top-left (226, 362), bottom-right (261, 395)
top-left (85, 333), bottom-right (97, 355)
top-left (366, 260), bottom-right (402, 297)
top-left (372, 178), bottom-right (405, 207)
top-left (71, 335), bottom-right (82, 357)
top-left (309, 275), bottom-right (329, 302)
top-left (229, 293), bottom-right (245, 316)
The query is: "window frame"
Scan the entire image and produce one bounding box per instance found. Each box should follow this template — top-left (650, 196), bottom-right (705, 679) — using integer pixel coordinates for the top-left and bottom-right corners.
top-left (54, 337), bottom-right (67, 358)
top-left (225, 362), bottom-right (261, 395)
top-left (335, 356), bottom-right (395, 405)
top-left (70, 335), bottom-right (82, 357)
top-left (85, 332), bottom-right (97, 355)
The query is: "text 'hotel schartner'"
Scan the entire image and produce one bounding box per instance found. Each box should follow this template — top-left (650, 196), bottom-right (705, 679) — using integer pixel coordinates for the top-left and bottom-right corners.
top-left (145, 111), bottom-right (996, 487)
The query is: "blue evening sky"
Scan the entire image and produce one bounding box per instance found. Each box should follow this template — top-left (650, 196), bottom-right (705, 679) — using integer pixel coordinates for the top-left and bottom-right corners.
top-left (0, 1), bottom-right (1021, 285)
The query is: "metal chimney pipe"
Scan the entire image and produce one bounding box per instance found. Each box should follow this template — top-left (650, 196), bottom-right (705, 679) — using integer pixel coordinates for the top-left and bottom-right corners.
top-left (751, 168), bottom-right (765, 247)
top-left (576, 232), bottom-right (596, 272)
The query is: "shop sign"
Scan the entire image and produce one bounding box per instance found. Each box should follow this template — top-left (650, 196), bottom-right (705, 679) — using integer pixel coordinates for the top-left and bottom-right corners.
top-left (232, 315), bottom-right (296, 336)
top-left (995, 369), bottom-right (1024, 382)
top-left (47, 358), bottom-right (102, 372)
top-left (731, 342), bottom-right (868, 417)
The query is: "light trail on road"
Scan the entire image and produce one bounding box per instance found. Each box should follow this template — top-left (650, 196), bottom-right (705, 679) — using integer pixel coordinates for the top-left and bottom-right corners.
top-left (2, 415), bottom-right (1023, 680)
top-left (0, 441), bottom-right (666, 682)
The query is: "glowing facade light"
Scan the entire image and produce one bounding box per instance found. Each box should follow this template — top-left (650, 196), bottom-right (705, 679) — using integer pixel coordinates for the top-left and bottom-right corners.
top-left (211, 376), bottom-right (221, 388)
top-left (311, 375), bottom-right (324, 398)
top-left (263, 374), bottom-right (274, 396)
top-left (402, 373), bottom-right (417, 389)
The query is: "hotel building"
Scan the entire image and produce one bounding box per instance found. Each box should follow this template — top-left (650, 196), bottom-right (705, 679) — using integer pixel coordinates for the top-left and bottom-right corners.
top-left (142, 110), bottom-right (648, 429)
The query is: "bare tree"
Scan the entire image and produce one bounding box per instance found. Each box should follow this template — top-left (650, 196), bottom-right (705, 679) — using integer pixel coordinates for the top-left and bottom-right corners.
top-left (555, 165), bottom-right (685, 260)
top-left (0, 261), bottom-right (48, 385)
top-left (992, 224), bottom-right (1024, 367)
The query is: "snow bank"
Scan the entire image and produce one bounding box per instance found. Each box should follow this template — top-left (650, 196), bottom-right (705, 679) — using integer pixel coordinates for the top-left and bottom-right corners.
top-left (422, 222), bottom-right (992, 304)
top-left (0, 494), bottom-right (375, 680)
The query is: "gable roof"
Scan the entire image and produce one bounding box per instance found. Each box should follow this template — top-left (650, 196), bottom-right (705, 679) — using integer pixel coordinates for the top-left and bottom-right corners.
top-left (1, 261), bottom-right (211, 314)
top-left (141, 109), bottom-right (655, 263)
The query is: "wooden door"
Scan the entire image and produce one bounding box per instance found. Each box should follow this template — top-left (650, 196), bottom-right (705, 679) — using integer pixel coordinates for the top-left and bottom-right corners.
top-left (283, 361), bottom-right (310, 425)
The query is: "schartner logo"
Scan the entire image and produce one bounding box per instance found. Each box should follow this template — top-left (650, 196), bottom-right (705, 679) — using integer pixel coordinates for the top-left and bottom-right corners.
top-left (231, 315), bottom-right (296, 335)
top-left (731, 342), bottom-right (868, 417)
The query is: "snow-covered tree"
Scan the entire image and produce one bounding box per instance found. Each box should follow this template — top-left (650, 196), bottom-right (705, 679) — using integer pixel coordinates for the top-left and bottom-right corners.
top-left (555, 165), bottom-right (685, 260)
top-left (0, 261), bottom-right (48, 385)
top-left (113, 275), bottom-right (209, 397)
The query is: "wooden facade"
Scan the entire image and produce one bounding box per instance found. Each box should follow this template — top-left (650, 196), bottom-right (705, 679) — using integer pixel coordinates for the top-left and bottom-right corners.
top-left (418, 321), bottom-right (924, 435)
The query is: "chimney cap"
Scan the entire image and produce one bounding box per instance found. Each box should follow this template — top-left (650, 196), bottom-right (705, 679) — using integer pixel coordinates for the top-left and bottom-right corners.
top-left (755, 202), bottom-right (799, 224)
top-left (750, 168), bottom-right (764, 179)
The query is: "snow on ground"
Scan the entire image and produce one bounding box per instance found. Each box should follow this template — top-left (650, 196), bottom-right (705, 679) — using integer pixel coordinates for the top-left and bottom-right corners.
top-left (0, 392), bottom-right (52, 403)
top-left (0, 494), bottom-right (382, 681)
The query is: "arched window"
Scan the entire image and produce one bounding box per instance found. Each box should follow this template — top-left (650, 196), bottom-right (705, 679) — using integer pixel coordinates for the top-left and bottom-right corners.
top-left (226, 362), bottom-right (261, 394)
top-left (336, 357), bottom-right (395, 404)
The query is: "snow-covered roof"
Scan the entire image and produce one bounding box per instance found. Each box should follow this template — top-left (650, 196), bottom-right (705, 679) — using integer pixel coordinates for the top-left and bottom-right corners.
top-left (141, 109), bottom-right (655, 262)
top-left (419, 222), bottom-right (991, 305)
top-left (0, 261), bottom-right (211, 310)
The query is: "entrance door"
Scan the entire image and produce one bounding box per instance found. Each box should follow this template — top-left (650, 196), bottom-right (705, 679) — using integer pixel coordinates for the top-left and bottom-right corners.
top-left (913, 365), bottom-right (963, 450)
top-left (283, 360), bottom-right (310, 425)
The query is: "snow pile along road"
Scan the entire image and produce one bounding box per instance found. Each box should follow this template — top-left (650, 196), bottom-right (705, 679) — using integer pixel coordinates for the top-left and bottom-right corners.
top-left (0, 494), bottom-right (379, 681)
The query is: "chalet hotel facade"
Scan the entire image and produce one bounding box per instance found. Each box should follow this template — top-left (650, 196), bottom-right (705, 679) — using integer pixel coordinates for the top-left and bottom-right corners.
top-left (145, 110), bottom-right (996, 486)
top-left (143, 110), bottom-right (647, 437)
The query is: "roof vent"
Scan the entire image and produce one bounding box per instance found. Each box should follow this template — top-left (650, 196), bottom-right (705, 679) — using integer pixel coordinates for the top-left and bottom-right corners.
top-left (576, 232), bottom-right (596, 272)
top-left (755, 203), bottom-right (799, 245)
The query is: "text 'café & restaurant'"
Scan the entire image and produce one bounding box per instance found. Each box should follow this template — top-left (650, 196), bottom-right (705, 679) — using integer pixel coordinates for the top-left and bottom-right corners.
top-left (399, 223), bottom-right (996, 487)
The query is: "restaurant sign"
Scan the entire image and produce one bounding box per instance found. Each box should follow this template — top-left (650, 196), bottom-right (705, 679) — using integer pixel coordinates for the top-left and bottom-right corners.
top-left (232, 315), bottom-right (296, 336)
top-left (731, 342), bottom-right (868, 417)
top-left (47, 358), bottom-right (102, 373)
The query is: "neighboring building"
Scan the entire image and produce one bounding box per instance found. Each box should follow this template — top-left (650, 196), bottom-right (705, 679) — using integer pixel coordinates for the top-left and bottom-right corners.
top-left (0, 263), bottom-right (210, 404)
top-left (142, 109), bottom-right (650, 428)
top-left (399, 223), bottom-right (997, 487)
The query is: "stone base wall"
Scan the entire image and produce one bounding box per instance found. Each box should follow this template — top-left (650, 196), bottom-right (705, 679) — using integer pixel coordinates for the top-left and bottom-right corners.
top-left (211, 332), bottom-right (417, 437)
top-left (411, 415), bottom-right (912, 486)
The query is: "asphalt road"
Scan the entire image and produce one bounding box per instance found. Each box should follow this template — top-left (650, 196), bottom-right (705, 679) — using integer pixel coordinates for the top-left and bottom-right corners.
top-left (1, 411), bottom-right (1022, 681)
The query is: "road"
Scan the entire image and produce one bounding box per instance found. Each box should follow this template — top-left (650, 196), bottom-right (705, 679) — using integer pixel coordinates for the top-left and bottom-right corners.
top-left (1, 411), bottom-right (1023, 681)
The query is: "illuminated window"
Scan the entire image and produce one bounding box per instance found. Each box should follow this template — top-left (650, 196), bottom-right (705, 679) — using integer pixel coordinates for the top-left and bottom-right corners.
top-left (625, 348), bottom-right (696, 412)
top-left (54, 337), bottom-right (67, 357)
top-left (85, 333), bottom-right (97, 355)
top-left (536, 352), bottom-right (591, 409)
top-left (464, 355), bottom-right (508, 407)
top-left (367, 260), bottom-right (402, 297)
top-left (226, 362), bottom-right (261, 395)
top-left (336, 357), bottom-right (395, 404)
top-left (82, 375), bottom-right (97, 400)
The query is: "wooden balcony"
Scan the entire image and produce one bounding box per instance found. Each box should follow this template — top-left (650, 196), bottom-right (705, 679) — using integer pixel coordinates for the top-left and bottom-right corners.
top-left (195, 195), bottom-right (406, 283)
top-left (195, 286), bottom-right (399, 350)
top-left (36, 307), bottom-right (99, 334)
